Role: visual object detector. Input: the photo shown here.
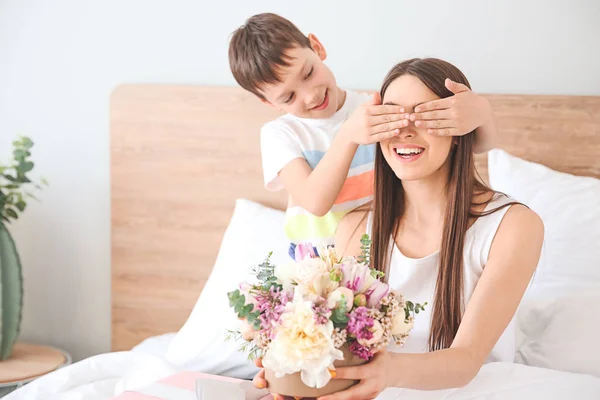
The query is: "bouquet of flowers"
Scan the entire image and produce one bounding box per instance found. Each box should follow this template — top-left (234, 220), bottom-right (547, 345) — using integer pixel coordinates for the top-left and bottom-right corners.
top-left (227, 236), bottom-right (425, 396)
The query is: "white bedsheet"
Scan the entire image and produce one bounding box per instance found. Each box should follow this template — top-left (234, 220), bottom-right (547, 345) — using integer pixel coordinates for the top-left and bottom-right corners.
top-left (6, 349), bottom-right (600, 400)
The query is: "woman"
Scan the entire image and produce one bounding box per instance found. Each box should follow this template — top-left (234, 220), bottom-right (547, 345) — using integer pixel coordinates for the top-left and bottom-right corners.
top-left (255, 58), bottom-right (544, 400)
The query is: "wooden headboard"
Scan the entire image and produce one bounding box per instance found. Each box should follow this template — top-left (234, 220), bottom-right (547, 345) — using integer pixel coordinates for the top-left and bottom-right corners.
top-left (110, 85), bottom-right (600, 351)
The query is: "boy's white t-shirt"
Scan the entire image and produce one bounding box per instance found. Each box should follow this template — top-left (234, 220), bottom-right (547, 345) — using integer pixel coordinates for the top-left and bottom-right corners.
top-left (260, 90), bottom-right (374, 246)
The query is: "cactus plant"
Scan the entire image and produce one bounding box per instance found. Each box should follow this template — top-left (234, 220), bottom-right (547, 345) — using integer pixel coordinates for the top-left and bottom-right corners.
top-left (0, 136), bottom-right (46, 360)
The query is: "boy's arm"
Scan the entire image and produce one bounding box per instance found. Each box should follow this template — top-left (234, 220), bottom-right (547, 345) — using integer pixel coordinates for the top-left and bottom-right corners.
top-left (278, 133), bottom-right (358, 216)
top-left (410, 79), bottom-right (497, 154)
top-left (265, 94), bottom-right (407, 216)
top-left (472, 113), bottom-right (498, 154)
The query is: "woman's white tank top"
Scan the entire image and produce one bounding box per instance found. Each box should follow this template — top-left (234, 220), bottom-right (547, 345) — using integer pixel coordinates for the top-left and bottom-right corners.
top-left (366, 194), bottom-right (516, 362)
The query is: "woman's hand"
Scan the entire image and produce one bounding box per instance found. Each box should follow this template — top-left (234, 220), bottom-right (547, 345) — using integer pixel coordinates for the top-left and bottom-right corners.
top-left (252, 358), bottom-right (299, 400)
top-left (317, 351), bottom-right (396, 400)
top-left (252, 358), bottom-right (267, 389)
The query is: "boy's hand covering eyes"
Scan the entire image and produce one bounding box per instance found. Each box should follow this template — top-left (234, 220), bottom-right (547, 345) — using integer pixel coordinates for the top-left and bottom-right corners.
top-left (409, 78), bottom-right (492, 137)
top-left (340, 93), bottom-right (409, 145)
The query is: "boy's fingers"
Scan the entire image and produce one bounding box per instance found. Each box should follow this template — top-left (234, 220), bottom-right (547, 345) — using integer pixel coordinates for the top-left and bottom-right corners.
top-left (254, 358), bottom-right (264, 368)
top-left (445, 78), bottom-right (470, 94)
top-left (367, 104), bottom-right (404, 115)
top-left (428, 127), bottom-right (461, 136)
top-left (370, 129), bottom-right (400, 143)
top-left (410, 109), bottom-right (452, 121)
top-left (368, 92), bottom-right (382, 105)
top-left (414, 119), bottom-right (454, 129)
top-left (370, 113), bottom-right (410, 126)
top-left (370, 120), bottom-right (408, 134)
top-left (414, 98), bottom-right (451, 113)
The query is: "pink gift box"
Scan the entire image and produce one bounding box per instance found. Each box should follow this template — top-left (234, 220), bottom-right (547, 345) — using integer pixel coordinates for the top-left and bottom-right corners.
top-left (110, 371), bottom-right (274, 400)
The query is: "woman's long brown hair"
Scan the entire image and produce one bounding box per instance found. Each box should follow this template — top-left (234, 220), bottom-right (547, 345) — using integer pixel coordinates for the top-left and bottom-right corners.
top-left (371, 58), bottom-right (516, 351)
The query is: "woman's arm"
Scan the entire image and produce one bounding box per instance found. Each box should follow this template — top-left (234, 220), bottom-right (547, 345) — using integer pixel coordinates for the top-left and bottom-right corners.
top-left (321, 205), bottom-right (544, 399)
top-left (334, 207), bottom-right (370, 258)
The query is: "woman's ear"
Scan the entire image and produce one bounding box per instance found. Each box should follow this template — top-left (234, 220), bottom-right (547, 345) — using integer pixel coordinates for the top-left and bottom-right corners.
top-left (307, 34), bottom-right (327, 61)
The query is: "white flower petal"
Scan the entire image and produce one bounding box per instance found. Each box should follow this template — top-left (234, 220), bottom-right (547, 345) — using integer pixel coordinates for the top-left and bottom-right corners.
top-left (263, 293), bottom-right (343, 384)
top-left (300, 368), bottom-right (318, 388)
top-left (315, 367), bottom-right (333, 389)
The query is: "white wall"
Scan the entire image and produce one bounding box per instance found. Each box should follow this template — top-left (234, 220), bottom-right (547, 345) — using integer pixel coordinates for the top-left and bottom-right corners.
top-left (0, 0), bottom-right (598, 361)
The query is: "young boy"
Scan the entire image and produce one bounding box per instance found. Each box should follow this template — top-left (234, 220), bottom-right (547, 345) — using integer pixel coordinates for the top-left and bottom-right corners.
top-left (228, 13), bottom-right (497, 253)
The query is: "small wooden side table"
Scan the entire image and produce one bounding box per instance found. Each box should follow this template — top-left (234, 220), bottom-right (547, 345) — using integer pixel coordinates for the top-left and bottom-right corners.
top-left (0, 343), bottom-right (71, 397)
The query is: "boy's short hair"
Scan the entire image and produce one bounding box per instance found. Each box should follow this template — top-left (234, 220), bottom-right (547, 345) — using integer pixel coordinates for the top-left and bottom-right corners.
top-left (229, 13), bottom-right (311, 100)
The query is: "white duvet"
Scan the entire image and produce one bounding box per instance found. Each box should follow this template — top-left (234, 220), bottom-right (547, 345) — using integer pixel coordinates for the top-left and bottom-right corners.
top-left (4, 351), bottom-right (177, 400)
top-left (6, 349), bottom-right (600, 400)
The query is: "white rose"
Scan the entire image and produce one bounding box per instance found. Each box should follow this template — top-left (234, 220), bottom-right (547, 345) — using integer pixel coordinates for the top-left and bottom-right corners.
top-left (276, 258), bottom-right (335, 298)
top-left (294, 258), bottom-right (329, 286)
top-left (358, 320), bottom-right (385, 347)
top-left (326, 287), bottom-right (354, 312)
top-left (239, 319), bottom-right (256, 341)
top-left (391, 313), bottom-right (414, 336)
top-left (317, 245), bottom-right (340, 268)
top-left (314, 272), bottom-right (340, 299)
top-left (262, 289), bottom-right (344, 389)
top-left (274, 261), bottom-right (297, 292)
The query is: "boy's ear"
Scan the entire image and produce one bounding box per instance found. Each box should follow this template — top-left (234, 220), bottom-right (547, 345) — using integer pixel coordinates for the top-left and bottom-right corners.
top-left (307, 33), bottom-right (327, 61)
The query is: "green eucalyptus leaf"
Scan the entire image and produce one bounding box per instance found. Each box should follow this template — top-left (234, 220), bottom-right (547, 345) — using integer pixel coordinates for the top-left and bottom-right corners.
top-left (21, 137), bottom-right (33, 148)
top-left (19, 162), bottom-right (34, 173)
top-left (5, 209), bottom-right (18, 219)
top-left (15, 202), bottom-right (26, 212)
top-left (227, 290), bottom-right (241, 307)
top-left (13, 150), bottom-right (27, 160)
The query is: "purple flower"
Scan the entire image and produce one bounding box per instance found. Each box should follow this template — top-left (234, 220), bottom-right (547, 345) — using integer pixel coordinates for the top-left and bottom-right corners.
top-left (349, 341), bottom-right (373, 360)
top-left (347, 307), bottom-right (374, 341)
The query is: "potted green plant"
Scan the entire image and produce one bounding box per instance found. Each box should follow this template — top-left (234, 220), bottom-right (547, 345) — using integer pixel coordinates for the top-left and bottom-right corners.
top-left (0, 136), bottom-right (46, 360)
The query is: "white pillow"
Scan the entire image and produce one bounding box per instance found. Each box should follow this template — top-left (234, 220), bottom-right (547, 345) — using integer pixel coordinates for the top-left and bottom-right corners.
top-left (165, 199), bottom-right (290, 379)
top-left (515, 284), bottom-right (600, 377)
top-left (488, 149), bottom-right (600, 377)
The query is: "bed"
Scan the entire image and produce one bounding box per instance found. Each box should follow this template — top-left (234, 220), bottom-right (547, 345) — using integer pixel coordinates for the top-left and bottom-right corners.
top-left (5, 86), bottom-right (600, 399)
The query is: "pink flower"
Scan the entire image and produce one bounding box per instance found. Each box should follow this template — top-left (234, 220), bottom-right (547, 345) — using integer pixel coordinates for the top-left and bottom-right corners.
top-left (340, 259), bottom-right (389, 307)
top-left (255, 287), bottom-right (292, 339)
top-left (312, 297), bottom-right (332, 325)
top-left (364, 281), bottom-right (389, 308)
top-left (349, 341), bottom-right (372, 360)
top-left (347, 307), bottom-right (374, 341)
top-left (357, 320), bottom-right (384, 347)
top-left (294, 243), bottom-right (318, 261)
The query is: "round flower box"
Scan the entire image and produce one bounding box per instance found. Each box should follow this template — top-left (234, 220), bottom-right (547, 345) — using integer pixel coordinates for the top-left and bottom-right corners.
top-left (264, 344), bottom-right (368, 398)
